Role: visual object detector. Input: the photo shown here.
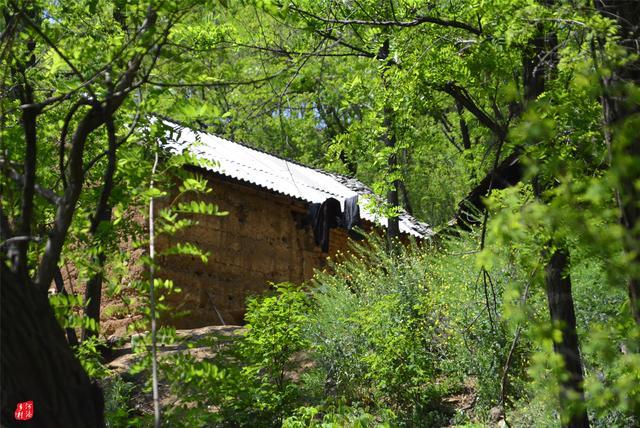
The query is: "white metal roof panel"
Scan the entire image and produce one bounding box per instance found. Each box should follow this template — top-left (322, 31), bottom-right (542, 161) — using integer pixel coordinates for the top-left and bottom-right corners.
top-left (162, 121), bottom-right (432, 238)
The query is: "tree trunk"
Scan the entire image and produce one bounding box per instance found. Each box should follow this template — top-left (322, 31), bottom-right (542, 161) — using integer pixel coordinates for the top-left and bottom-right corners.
top-left (378, 38), bottom-right (400, 242)
top-left (82, 114), bottom-right (117, 341)
top-left (1, 265), bottom-right (104, 427)
top-left (595, 0), bottom-right (640, 326)
top-left (523, 15), bottom-right (589, 426)
top-left (544, 248), bottom-right (589, 427)
top-left (81, 253), bottom-right (107, 341)
top-left (383, 101), bottom-right (400, 241)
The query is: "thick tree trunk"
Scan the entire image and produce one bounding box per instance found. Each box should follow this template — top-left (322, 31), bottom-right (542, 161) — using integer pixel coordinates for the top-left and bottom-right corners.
top-left (545, 248), bottom-right (589, 427)
top-left (1, 265), bottom-right (104, 427)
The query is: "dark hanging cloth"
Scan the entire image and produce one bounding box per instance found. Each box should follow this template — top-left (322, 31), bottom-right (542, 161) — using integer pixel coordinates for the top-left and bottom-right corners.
top-left (308, 202), bottom-right (321, 227)
top-left (342, 195), bottom-right (364, 240)
top-left (310, 197), bottom-right (342, 252)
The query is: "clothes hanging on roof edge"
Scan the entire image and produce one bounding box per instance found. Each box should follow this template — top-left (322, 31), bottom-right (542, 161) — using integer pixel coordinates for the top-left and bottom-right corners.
top-left (309, 196), bottom-right (363, 252)
top-left (342, 195), bottom-right (364, 241)
top-left (310, 197), bottom-right (341, 252)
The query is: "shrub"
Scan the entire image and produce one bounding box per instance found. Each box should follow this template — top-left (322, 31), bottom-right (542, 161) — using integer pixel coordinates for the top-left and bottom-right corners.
top-left (163, 283), bottom-right (311, 427)
top-left (282, 401), bottom-right (396, 427)
top-left (103, 376), bottom-right (137, 427)
top-left (305, 237), bottom-right (466, 425)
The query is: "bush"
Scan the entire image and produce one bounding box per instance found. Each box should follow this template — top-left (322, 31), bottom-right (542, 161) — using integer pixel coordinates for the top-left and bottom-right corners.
top-left (158, 233), bottom-right (546, 426)
top-left (305, 237), bottom-right (469, 425)
top-left (282, 401), bottom-right (396, 427)
top-left (234, 282), bottom-right (311, 424)
top-left (163, 283), bottom-right (311, 427)
top-left (103, 376), bottom-right (137, 427)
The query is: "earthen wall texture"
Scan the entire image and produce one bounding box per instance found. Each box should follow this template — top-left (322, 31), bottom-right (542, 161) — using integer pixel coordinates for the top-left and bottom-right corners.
top-left (156, 175), bottom-right (351, 327)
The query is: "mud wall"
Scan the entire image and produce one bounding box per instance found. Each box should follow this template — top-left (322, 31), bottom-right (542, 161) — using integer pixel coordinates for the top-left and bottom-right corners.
top-left (156, 174), bottom-right (351, 327)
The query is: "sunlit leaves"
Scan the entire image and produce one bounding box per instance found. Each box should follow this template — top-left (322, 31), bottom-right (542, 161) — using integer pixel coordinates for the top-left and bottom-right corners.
top-left (176, 200), bottom-right (227, 216)
top-left (160, 242), bottom-right (210, 263)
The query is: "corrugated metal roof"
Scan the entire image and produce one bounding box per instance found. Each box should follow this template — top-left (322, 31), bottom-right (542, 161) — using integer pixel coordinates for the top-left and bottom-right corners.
top-left (162, 121), bottom-right (433, 238)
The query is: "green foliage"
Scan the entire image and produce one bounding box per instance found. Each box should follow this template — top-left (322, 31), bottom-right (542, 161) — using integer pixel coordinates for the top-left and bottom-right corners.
top-left (242, 283), bottom-right (310, 391)
top-left (163, 283), bottom-right (311, 427)
top-left (283, 402), bottom-right (395, 428)
top-left (103, 376), bottom-right (137, 427)
top-left (306, 237), bottom-right (478, 425)
top-left (4, 0), bottom-right (640, 425)
top-left (481, 180), bottom-right (640, 426)
top-left (49, 292), bottom-right (98, 335)
top-left (74, 337), bottom-right (111, 380)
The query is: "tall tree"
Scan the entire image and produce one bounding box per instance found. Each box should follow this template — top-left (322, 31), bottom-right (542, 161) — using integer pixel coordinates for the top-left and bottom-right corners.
top-left (595, 0), bottom-right (640, 327)
top-left (0, 1), bottom-right (215, 424)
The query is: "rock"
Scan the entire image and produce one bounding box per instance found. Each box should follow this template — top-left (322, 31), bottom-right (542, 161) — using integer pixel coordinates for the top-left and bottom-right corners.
top-left (489, 406), bottom-right (504, 423)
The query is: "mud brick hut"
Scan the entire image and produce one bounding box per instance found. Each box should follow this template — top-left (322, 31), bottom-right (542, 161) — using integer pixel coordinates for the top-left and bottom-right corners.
top-left (154, 122), bottom-right (433, 327)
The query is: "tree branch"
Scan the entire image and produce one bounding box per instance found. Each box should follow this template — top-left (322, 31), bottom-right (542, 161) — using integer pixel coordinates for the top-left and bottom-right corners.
top-left (438, 115), bottom-right (464, 152)
top-left (456, 99), bottom-right (472, 150)
top-left (168, 40), bottom-right (373, 58)
top-left (17, 7), bottom-right (97, 100)
top-left (34, 7), bottom-right (159, 292)
top-left (15, 71), bottom-right (37, 281)
top-left (34, 105), bottom-right (102, 291)
top-left (0, 159), bottom-right (61, 204)
top-left (58, 100), bottom-right (86, 189)
top-left (313, 28), bottom-right (376, 58)
top-left (441, 82), bottom-right (507, 141)
top-left (82, 110), bottom-right (140, 176)
top-left (147, 70), bottom-right (288, 88)
top-left (289, 4), bottom-right (482, 35)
